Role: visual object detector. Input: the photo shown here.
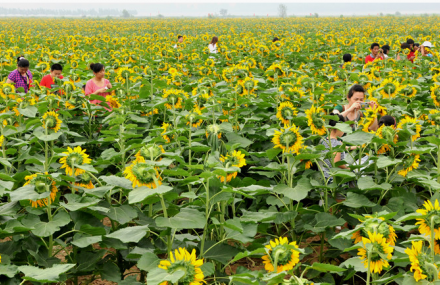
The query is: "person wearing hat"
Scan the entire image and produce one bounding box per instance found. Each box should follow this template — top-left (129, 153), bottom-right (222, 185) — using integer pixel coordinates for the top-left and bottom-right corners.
top-left (420, 41), bottom-right (435, 61)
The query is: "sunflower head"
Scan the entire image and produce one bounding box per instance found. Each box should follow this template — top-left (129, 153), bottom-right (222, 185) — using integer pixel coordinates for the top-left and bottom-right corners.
top-left (42, 111), bottom-right (62, 133)
top-left (59, 146), bottom-right (92, 177)
top-left (24, 173), bottom-right (58, 208)
top-left (158, 248), bottom-right (205, 285)
top-left (416, 200), bottom-right (440, 239)
top-left (272, 124), bottom-right (304, 154)
top-left (262, 237), bottom-right (300, 273)
top-left (305, 106), bottom-right (326, 135)
top-left (123, 161), bottom-right (162, 189)
top-left (357, 231), bottom-right (393, 274)
top-left (138, 144), bottom-right (165, 161)
top-left (277, 102), bottom-right (298, 125)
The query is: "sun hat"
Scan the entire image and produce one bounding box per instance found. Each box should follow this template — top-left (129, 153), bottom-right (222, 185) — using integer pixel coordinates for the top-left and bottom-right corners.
top-left (422, 41), bottom-right (434, 48)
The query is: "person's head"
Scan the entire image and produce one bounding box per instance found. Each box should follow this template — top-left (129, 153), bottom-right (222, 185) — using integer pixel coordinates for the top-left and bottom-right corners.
top-left (329, 112), bottom-right (346, 137)
top-left (50, 63), bottom-right (63, 78)
top-left (90, 63), bottom-right (105, 78)
top-left (400, 42), bottom-right (410, 50)
top-left (343, 53), bottom-right (352, 63)
top-left (370, 43), bottom-right (380, 56)
top-left (381, 45), bottom-right (390, 55)
top-left (177, 35), bottom-right (183, 43)
top-left (407, 38), bottom-right (415, 49)
top-left (347, 84), bottom-right (365, 105)
top-left (16, 56), bottom-right (30, 75)
top-left (210, 36), bottom-right (218, 45)
top-left (378, 115), bottom-right (396, 128)
top-left (273, 37), bottom-right (279, 42)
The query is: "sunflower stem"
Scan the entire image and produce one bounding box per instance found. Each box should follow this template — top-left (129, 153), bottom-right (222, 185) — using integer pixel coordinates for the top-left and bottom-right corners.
top-left (47, 188), bottom-right (53, 258)
top-left (431, 215), bottom-right (436, 263)
top-left (366, 249), bottom-right (371, 285)
top-left (200, 178), bottom-right (210, 257)
top-left (437, 131), bottom-right (440, 183)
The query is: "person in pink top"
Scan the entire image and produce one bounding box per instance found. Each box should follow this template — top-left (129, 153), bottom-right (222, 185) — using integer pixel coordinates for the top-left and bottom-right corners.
top-left (85, 63), bottom-right (113, 111)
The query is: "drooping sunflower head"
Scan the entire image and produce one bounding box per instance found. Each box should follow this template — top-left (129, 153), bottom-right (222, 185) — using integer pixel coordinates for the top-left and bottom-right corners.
top-left (357, 231), bottom-right (393, 274)
top-left (430, 85), bottom-right (440, 107)
top-left (162, 89), bottom-right (188, 110)
top-left (379, 78), bottom-right (400, 98)
top-left (276, 102), bottom-right (298, 125)
top-left (241, 77), bottom-right (259, 93)
top-left (1, 83), bottom-right (15, 98)
top-left (186, 106), bottom-right (203, 128)
top-left (405, 240), bottom-right (439, 282)
top-left (42, 111), bottom-right (62, 133)
top-left (63, 81), bottom-right (75, 93)
top-left (158, 248), bottom-right (205, 285)
top-left (272, 124), bottom-right (304, 154)
top-left (75, 172), bottom-right (94, 189)
top-left (397, 116), bottom-right (421, 142)
top-left (305, 106), bottom-right (326, 135)
top-left (161, 122), bottom-right (175, 143)
top-left (59, 146), bottom-right (92, 177)
top-left (262, 237), bottom-right (300, 273)
top-left (105, 96), bottom-right (121, 109)
top-left (123, 161), bottom-right (162, 189)
top-left (399, 84), bottom-right (417, 98)
top-left (416, 199), bottom-right (440, 239)
top-left (398, 154), bottom-right (421, 177)
top-left (137, 144), bottom-right (165, 162)
top-left (352, 216), bottom-right (397, 246)
top-left (24, 173), bottom-right (58, 208)
top-left (220, 150), bottom-right (246, 168)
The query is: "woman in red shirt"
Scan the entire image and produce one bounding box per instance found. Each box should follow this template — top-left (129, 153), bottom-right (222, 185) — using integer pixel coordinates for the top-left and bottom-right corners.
top-left (40, 64), bottom-right (64, 88)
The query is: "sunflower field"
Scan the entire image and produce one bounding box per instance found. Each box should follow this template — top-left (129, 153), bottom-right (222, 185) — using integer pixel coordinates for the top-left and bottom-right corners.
top-left (1, 16), bottom-right (440, 285)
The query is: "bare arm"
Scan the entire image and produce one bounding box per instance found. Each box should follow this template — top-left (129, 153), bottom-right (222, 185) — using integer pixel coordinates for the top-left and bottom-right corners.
top-left (334, 152), bottom-right (348, 169)
top-left (5, 79), bottom-right (14, 84)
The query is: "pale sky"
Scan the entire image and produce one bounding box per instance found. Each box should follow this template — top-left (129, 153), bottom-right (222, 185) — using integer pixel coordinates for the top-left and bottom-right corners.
top-left (0, 3), bottom-right (439, 17)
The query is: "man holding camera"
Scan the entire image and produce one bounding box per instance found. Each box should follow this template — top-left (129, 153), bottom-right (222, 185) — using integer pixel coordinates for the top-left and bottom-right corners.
top-left (40, 64), bottom-right (64, 89)
top-left (365, 43), bottom-right (384, 64)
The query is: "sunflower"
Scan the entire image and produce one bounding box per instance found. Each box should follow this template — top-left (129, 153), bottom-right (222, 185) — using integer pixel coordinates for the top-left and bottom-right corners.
top-left (162, 89), bottom-right (188, 110)
top-left (240, 77), bottom-right (259, 96)
top-left (134, 144), bottom-right (165, 163)
top-left (0, 83), bottom-right (15, 99)
top-left (399, 84), bottom-right (417, 98)
top-left (265, 63), bottom-right (286, 82)
top-left (0, 135), bottom-right (3, 148)
top-left (37, 61), bottom-right (50, 73)
top-left (41, 111), bottom-right (62, 133)
top-left (276, 102), bottom-right (298, 125)
top-left (379, 79), bottom-right (400, 98)
top-left (433, 73), bottom-right (440, 83)
top-left (23, 173), bottom-right (58, 208)
top-left (272, 124), bottom-right (304, 154)
top-left (416, 199), bottom-right (440, 239)
top-left (262, 237), bottom-right (300, 273)
top-left (369, 66), bottom-right (382, 81)
top-left (282, 86), bottom-right (305, 102)
top-left (123, 161), bottom-right (162, 189)
top-left (430, 85), bottom-right (440, 107)
top-left (105, 96), bottom-right (121, 109)
top-left (398, 154), bottom-right (421, 177)
top-left (305, 106), bottom-right (326, 135)
top-left (405, 241), bottom-right (440, 282)
top-left (59, 146), bottom-right (92, 177)
top-left (63, 81), bottom-right (75, 93)
top-left (357, 73), bottom-right (372, 89)
top-left (168, 67), bottom-right (178, 76)
top-left (351, 215), bottom-right (397, 246)
top-left (205, 123), bottom-right (222, 139)
top-left (358, 108), bottom-right (378, 133)
top-left (161, 122), bottom-right (175, 143)
top-left (186, 105), bottom-right (203, 128)
top-left (357, 232), bottom-right (393, 274)
top-left (376, 125), bottom-right (398, 154)
top-left (218, 150), bottom-right (246, 183)
top-left (74, 172), bottom-right (94, 189)
top-left (158, 248), bottom-right (205, 285)
top-left (397, 116), bottom-right (421, 142)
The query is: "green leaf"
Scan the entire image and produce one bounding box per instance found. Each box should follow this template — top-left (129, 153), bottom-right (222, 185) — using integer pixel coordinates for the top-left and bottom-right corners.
top-left (26, 211), bottom-right (70, 237)
top-left (230, 248), bottom-right (266, 264)
top-left (101, 175), bottom-right (133, 189)
top-left (343, 192), bottom-right (376, 208)
top-left (272, 178), bottom-right (312, 202)
top-left (106, 225), bottom-right (149, 243)
top-left (146, 267), bottom-right (185, 285)
top-left (225, 132), bottom-right (253, 148)
top-left (156, 208), bottom-right (205, 229)
top-left (339, 257), bottom-right (367, 273)
top-left (376, 156), bottom-right (402, 168)
top-left (18, 106), bottom-right (38, 118)
top-left (0, 158), bottom-right (12, 168)
top-left (19, 264), bottom-right (75, 282)
top-left (310, 262), bottom-right (346, 272)
top-left (71, 234), bottom-right (102, 248)
top-left (101, 148), bottom-right (120, 160)
top-left (74, 163), bottom-right (98, 174)
top-left (60, 194), bottom-right (101, 211)
top-left (33, 130), bottom-right (63, 141)
top-left (358, 176), bottom-right (391, 191)
top-left (137, 252), bottom-right (160, 272)
top-left (203, 241), bottom-right (240, 265)
top-left (128, 185), bottom-right (173, 204)
top-left (107, 205), bottom-right (138, 225)
top-left (0, 264), bottom-right (19, 278)
top-left (342, 131), bottom-right (375, 145)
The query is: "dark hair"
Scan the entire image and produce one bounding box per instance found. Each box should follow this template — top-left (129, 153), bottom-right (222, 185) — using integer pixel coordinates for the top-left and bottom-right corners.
top-left (51, 63), bottom-right (63, 72)
top-left (329, 112), bottom-right (346, 128)
top-left (210, 36), bottom-right (218, 45)
top-left (347, 84), bottom-right (365, 99)
top-left (407, 38), bottom-right (415, 45)
top-left (415, 43), bottom-right (420, 47)
top-left (400, 43), bottom-right (410, 50)
top-left (381, 45), bottom-right (390, 55)
top-left (90, 63), bottom-right (104, 73)
top-left (82, 84), bottom-right (86, 91)
top-left (17, 56), bottom-right (29, 67)
top-left (370, 43), bottom-right (380, 50)
top-left (343, 53), bottom-right (352, 62)
top-left (177, 35), bottom-right (183, 40)
top-left (272, 37), bottom-right (279, 42)
top-left (378, 115), bottom-right (396, 127)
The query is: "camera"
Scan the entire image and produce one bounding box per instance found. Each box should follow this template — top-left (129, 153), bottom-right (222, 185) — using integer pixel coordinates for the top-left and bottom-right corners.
top-left (360, 102), bottom-right (370, 108)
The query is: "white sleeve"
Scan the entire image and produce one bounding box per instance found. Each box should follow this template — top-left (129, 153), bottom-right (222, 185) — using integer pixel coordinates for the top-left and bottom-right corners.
top-left (209, 44), bottom-right (217, 53)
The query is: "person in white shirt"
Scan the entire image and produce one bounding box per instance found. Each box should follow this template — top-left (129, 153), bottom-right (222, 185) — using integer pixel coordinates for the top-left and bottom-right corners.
top-left (381, 45), bottom-right (390, 59)
top-left (208, 36), bottom-right (218, 54)
top-left (173, 35), bottom-right (183, 49)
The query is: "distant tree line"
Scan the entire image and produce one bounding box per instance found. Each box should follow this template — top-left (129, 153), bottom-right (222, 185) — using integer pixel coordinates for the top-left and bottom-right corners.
top-left (0, 8), bottom-right (138, 16)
